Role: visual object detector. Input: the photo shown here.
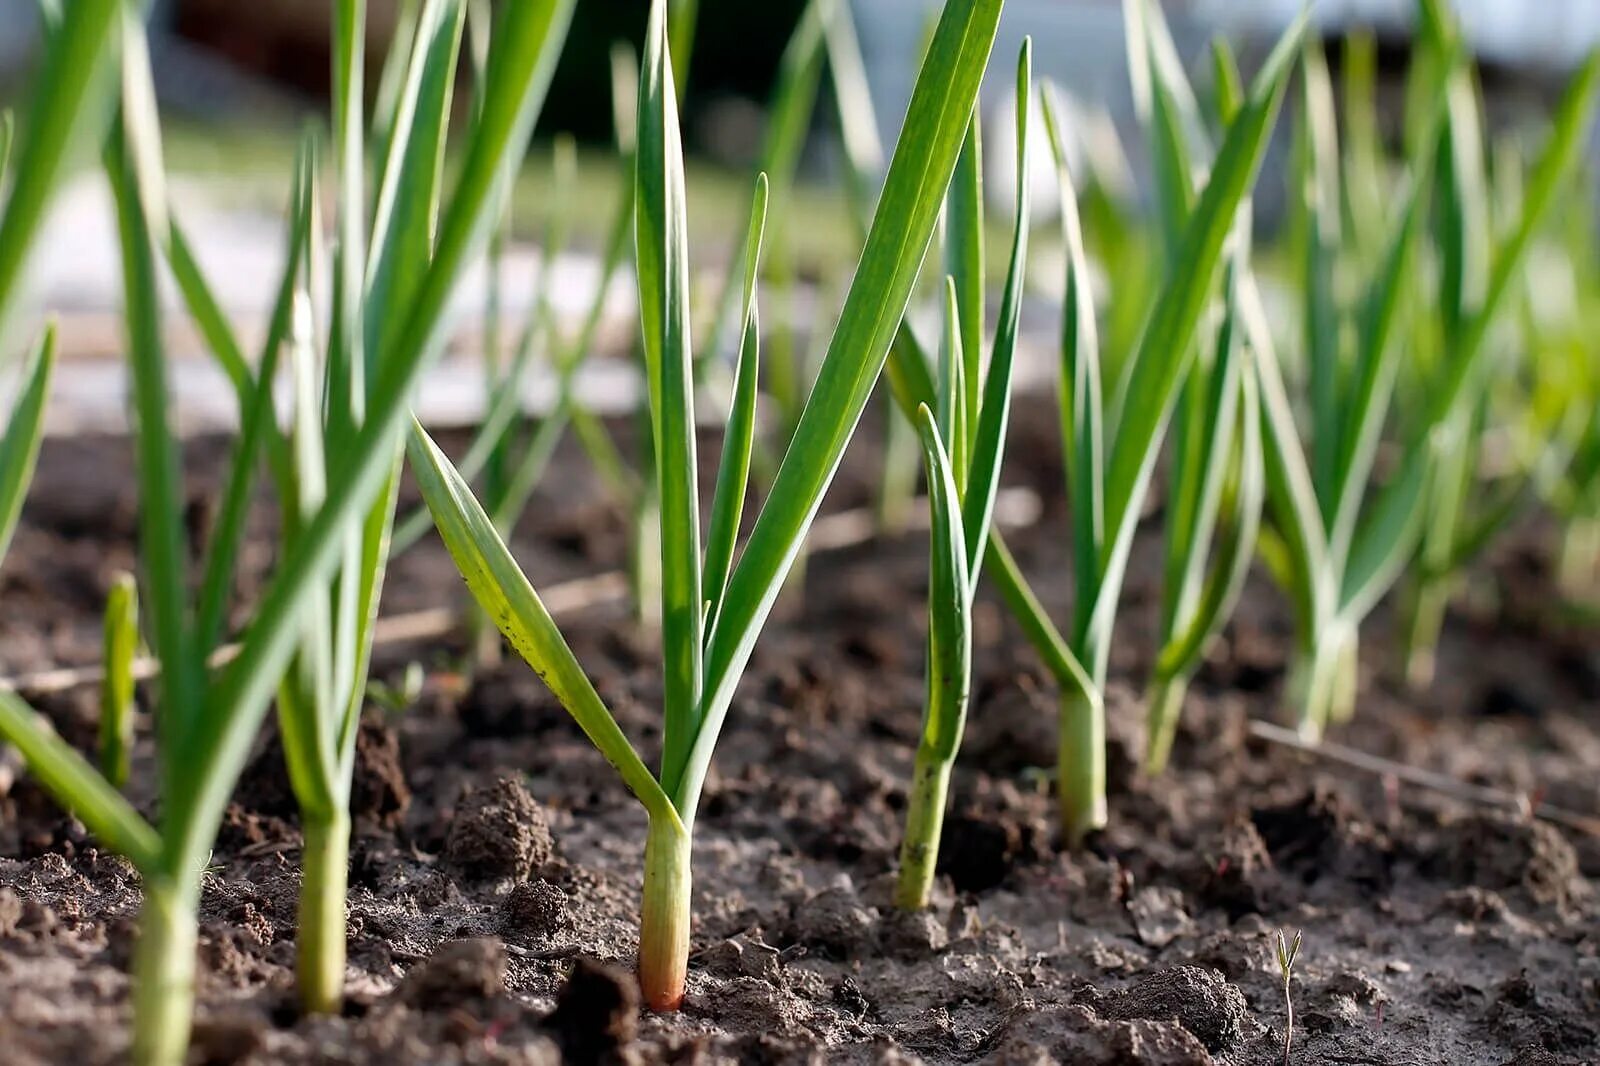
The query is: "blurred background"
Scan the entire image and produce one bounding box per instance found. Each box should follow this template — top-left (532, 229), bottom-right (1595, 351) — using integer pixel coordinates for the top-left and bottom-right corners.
top-left (0, 0), bottom-right (1595, 431)
top-left (6, 1), bottom-right (1594, 167)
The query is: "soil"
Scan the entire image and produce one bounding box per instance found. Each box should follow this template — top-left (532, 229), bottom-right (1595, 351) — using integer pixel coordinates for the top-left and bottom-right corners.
top-left (1, 397), bottom-right (1598, 1065)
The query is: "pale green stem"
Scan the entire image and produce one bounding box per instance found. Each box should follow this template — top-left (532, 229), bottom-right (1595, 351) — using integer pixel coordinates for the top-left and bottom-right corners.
top-left (297, 812), bottom-right (350, 1014)
top-left (1329, 628), bottom-right (1359, 724)
top-left (1058, 686), bottom-right (1107, 846)
top-left (99, 681), bottom-right (133, 792)
top-left (1557, 516), bottom-right (1600, 599)
top-left (1290, 624), bottom-right (1353, 741)
top-left (876, 400), bottom-right (920, 534)
top-left (894, 751), bottom-right (953, 911)
top-left (1143, 670), bottom-right (1189, 776)
top-left (468, 599), bottom-right (503, 669)
top-left (131, 881), bottom-right (198, 1066)
top-left (638, 815), bottom-right (691, 1012)
top-left (1402, 575), bottom-right (1449, 691)
top-left (631, 497), bottom-right (663, 629)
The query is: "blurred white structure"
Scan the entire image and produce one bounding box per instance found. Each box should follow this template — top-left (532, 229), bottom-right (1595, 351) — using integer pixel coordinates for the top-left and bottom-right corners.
top-left (852, 0), bottom-right (1600, 220)
top-left (1196, 0), bottom-right (1600, 71)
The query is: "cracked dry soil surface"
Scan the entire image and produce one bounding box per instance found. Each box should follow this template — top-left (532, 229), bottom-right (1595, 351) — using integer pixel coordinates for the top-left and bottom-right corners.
top-left (2, 400), bottom-right (1598, 1064)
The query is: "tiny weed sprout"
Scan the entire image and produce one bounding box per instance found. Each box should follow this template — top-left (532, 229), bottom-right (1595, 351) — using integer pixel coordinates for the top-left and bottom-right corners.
top-left (895, 41), bottom-right (1032, 913)
top-left (1276, 928), bottom-right (1304, 1065)
top-left (0, 1), bottom-right (575, 1059)
top-left (1250, 0), bottom-right (1600, 738)
top-left (100, 572), bottom-right (139, 790)
top-left (409, 0), bottom-right (1004, 1007)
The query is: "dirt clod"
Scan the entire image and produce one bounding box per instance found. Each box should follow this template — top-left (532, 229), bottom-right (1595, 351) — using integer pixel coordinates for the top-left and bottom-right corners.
top-left (445, 777), bottom-right (553, 881)
top-left (994, 1003), bottom-right (1216, 1065)
top-left (1128, 885), bottom-right (1193, 948)
top-left (701, 934), bottom-right (782, 982)
top-left (349, 718), bottom-right (411, 826)
top-left (1252, 786), bottom-right (1392, 890)
top-left (394, 937), bottom-right (507, 1008)
top-left (502, 879), bottom-right (569, 941)
top-left (1433, 814), bottom-right (1581, 908)
top-left (0, 889), bottom-right (22, 937)
top-left (544, 957), bottom-right (638, 1066)
top-left (937, 810), bottom-right (1029, 892)
top-left (787, 886), bottom-right (875, 959)
top-left (1087, 965), bottom-right (1255, 1053)
top-left (189, 1012), bottom-right (263, 1064)
top-left (1199, 816), bottom-right (1275, 917)
top-left (234, 716), bottom-right (410, 828)
top-left (880, 907), bottom-right (948, 958)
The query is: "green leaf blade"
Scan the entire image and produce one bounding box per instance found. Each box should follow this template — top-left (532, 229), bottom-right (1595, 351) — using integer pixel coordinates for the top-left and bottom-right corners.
top-left (171, 0), bottom-right (576, 868)
top-left (691, 0), bottom-right (1006, 823)
top-left (703, 174), bottom-right (769, 632)
top-left (0, 690), bottom-right (162, 874)
top-left (0, 0), bottom-right (120, 343)
top-left (914, 403), bottom-right (973, 763)
top-left (637, 0), bottom-right (704, 796)
top-left (1090, 15), bottom-right (1303, 660)
top-left (407, 421), bottom-right (678, 826)
top-left (961, 39), bottom-right (1032, 578)
top-left (0, 324), bottom-right (55, 564)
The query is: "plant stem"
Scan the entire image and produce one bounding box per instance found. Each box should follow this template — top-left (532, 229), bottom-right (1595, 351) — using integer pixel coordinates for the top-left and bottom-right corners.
top-left (638, 814), bottom-right (691, 1011)
top-left (297, 812), bottom-right (350, 1014)
top-left (1402, 575), bottom-right (1449, 690)
top-left (1143, 671), bottom-right (1189, 776)
top-left (1558, 516), bottom-right (1600, 599)
top-left (876, 403), bottom-right (919, 534)
top-left (468, 599), bottom-right (503, 669)
top-left (1289, 640), bottom-right (1331, 742)
top-left (1282, 975), bottom-right (1294, 1066)
top-left (1058, 686), bottom-right (1106, 846)
top-left (1290, 624), bottom-right (1353, 741)
top-left (631, 496), bottom-right (663, 629)
top-left (894, 749), bottom-right (953, 910)
top-left (1329, 628), bottom-right (1359, 724)
top-left (132, 880), bottom-right (197, 1066)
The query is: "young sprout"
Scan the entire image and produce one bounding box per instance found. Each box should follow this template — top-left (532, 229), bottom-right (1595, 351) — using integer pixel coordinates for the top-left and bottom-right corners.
top-left (842, 0), bottom-right (1299, 843)
top-left (895, 40), bottom-right (1031, 912)
top-left (1275, 928), bottom-right (1304, 1065)
top-left (1251, 2), bottom-right (1600, 737)
top-left (1551, 323), bottom-right (1600, 600)
top-left (1119, 9), bottom-right (1265, 775)
top-left (100, 572), bottom-right (139, 790)
top-left (1558, 443), bottom-right (1600, 600)
top-left (0, 4), bottom-right (575, 1059)
top-left (1027, 6), bottom-right (1300, 842)
top-left (409, 0), bottom-right (1004, 1008)
top-left (1399, 14), bottom-right (1600, 684)
top-left (495, 0), bottom-right (837, 628)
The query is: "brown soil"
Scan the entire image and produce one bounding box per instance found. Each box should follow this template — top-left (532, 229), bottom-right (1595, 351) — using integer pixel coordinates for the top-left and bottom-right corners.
top-left (1, 398), bottom-right (1597, 1065)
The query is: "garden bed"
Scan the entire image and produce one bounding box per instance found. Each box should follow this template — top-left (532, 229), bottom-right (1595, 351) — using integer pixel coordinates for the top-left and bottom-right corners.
top-left (1, 398), bottom-right (1596, 1065)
